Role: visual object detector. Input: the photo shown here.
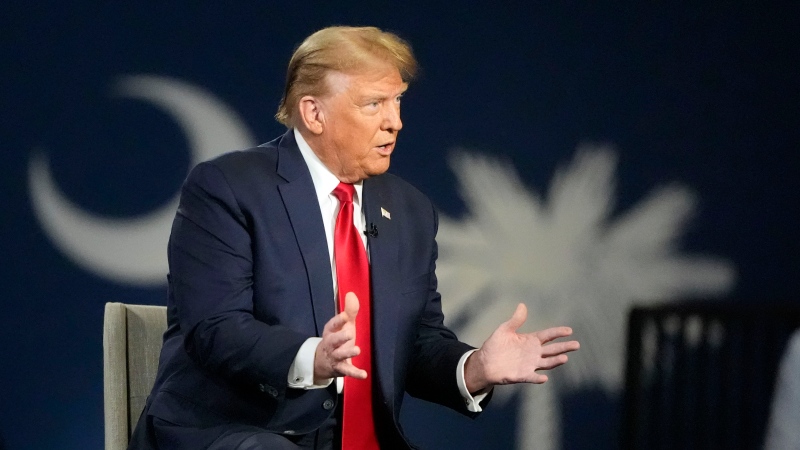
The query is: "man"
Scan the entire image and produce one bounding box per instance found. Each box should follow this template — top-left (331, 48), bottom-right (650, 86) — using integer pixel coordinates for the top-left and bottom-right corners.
top-left (129, 26), bottom-right (579, 449)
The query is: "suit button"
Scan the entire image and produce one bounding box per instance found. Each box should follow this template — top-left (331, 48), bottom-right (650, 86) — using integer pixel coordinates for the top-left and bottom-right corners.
top-left (322, 399), bottom-right (335, 410)
top-left (284, 430), bottom-right (295, 435)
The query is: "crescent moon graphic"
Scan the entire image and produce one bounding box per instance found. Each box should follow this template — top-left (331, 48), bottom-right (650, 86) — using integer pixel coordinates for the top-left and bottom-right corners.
top-left (28, 75), bottom-right (255, 286)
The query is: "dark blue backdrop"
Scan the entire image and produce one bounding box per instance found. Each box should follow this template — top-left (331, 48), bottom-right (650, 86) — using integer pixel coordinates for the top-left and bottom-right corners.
top-left (2, 2), bottom-right (798, 449)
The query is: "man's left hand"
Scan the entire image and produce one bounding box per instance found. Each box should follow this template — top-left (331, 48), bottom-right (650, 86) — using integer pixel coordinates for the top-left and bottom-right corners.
top-left (464, 303), bottom-right (580, 394)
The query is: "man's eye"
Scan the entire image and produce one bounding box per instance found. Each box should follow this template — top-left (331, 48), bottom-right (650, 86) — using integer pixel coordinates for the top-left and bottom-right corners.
top-left (363, 101), bottom-right (380, 112)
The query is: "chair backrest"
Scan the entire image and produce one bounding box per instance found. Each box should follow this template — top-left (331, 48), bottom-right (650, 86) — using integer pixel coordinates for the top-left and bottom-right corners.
top-left (103, 302), bottom-right (167, 450)
top-left (622, 302), bottom-right (800, 450)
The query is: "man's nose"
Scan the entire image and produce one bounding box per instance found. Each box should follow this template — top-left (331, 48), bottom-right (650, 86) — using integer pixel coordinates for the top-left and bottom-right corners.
top-left (382, 104), bottom-right (402, 132)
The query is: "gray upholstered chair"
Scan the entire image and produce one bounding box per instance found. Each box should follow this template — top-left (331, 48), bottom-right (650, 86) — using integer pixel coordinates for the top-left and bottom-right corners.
top-left (103, 303), bottom-right (167, 450)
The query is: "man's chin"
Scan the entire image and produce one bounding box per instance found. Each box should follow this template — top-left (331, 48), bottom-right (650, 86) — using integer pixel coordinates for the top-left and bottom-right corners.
top-left (365, 160), bottom-right (391, 178)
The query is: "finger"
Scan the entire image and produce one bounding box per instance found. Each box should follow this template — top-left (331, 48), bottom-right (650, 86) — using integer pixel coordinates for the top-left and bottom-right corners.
top-left (331, 343), bottom-right (361, 362)
top-left (535, 326), bottom-right (574, 344)
top-left (343, 292), bottom-right (360, 322)
top-left (335, 361), bottom-right (368, 380)
top-left (537, 354), bottom-right (569, 371)
top-left (323, 311), bottom-right (350, 335)
top-left (502, 303), bottom-right (527, 332)
top-left (325, 328), bottom-right (355, 350)
top-left (541, 340), bottom-right (580, 357)
top-left (529, 373), bottom-right (548, 384)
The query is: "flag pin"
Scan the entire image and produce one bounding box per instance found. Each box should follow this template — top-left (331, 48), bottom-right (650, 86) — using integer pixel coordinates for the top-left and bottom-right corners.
top-left (381, 207), bottom-right (391, 220)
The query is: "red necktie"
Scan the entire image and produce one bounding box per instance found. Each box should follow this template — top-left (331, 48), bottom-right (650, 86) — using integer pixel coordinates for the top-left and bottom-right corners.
top-left (332, 183), bottom-right (379, 449)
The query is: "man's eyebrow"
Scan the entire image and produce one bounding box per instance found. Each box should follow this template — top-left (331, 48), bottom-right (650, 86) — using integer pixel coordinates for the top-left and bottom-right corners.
top-left (358, 94), bottom-right (393, 103)
top-left (357, 86), bottom-right (409, 103)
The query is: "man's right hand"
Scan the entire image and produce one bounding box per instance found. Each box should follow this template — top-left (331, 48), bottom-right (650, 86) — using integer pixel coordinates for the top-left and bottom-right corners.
top-left (313, 292), bottom-right (368, 383)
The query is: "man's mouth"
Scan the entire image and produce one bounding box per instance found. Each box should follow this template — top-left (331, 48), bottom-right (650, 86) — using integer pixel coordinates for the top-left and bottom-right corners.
top-left (376, 142), bottom-right (394, 155)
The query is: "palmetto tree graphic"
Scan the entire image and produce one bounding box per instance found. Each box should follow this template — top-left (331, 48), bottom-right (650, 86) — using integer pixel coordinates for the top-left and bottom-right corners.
top-left (436, 146), bottom-right (736, 450)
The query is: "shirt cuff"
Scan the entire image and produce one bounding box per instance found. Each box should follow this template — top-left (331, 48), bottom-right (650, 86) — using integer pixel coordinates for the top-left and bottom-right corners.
top-left (288, 337), bottom-right (334, 389)
top-left (457, 349), bottom-right (492, 412)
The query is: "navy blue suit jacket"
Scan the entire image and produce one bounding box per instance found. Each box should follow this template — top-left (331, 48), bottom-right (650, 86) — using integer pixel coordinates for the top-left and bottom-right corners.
top-left (129, 131), bottom-right (481, 449)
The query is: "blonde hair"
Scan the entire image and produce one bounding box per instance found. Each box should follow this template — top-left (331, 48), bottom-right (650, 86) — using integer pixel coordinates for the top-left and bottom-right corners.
top-left (275, 26), bottom-right (418, 127)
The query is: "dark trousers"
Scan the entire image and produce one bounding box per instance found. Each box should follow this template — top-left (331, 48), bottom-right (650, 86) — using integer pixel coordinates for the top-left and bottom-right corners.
top-left (151, 402), bottom-right (342, 450)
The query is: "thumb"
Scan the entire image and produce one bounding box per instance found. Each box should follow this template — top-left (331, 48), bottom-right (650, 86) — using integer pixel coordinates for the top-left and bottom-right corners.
top-left (343, 292), bottom-right (360, 321)
top-left (502, 303), bottom-right (527, 333)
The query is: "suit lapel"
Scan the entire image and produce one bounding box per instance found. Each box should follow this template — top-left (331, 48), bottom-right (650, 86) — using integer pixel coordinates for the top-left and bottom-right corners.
top-left (275, 132), bottom-right (401, 408)
top-left (363, 177), bottom-right (400, 409)
top-left (276, 131), bottom-right (335, 336)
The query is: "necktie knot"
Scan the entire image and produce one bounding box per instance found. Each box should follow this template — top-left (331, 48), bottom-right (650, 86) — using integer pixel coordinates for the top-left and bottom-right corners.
top-left (332, 182), bottom-right (355, 204)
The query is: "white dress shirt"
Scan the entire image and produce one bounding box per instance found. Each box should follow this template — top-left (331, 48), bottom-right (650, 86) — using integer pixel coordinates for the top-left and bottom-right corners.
top-left (286, 128), bottom-right (488, 412)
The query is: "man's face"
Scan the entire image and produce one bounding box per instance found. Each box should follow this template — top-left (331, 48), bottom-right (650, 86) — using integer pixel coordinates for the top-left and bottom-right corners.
top-left (314, 64), bottom-right (407, 183)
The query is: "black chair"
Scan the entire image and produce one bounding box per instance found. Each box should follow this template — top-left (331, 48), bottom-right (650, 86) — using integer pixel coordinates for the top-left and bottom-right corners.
top-left (622, 302), bottom-right (800, 450)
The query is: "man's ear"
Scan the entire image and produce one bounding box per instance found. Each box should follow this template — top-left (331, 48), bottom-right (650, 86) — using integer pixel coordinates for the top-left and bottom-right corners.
top-left (298, 95), bottom-right (324, 135)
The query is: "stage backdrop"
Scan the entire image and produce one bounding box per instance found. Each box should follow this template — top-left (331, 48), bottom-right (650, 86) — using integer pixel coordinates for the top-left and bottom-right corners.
top-left (2, 2), bottom-right (798, 449)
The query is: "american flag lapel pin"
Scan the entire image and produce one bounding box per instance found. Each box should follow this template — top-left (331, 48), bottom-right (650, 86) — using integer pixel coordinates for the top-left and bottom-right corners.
top-left (381, 207), bottom-right (391, 220)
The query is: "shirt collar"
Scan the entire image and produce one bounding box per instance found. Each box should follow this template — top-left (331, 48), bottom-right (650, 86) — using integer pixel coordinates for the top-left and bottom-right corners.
top-left (294, 128), bottom-right (363, 206)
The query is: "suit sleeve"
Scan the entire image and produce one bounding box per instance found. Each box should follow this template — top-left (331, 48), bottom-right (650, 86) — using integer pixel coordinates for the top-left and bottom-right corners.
top-left (404, 202), bottom-right (492, 417)
top-left (167, 161), bottom-right (307, 392)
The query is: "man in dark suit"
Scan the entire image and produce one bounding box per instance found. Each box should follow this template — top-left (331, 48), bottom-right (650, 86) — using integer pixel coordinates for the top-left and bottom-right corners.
top-left (129, 26), bottom-right (579, 449)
